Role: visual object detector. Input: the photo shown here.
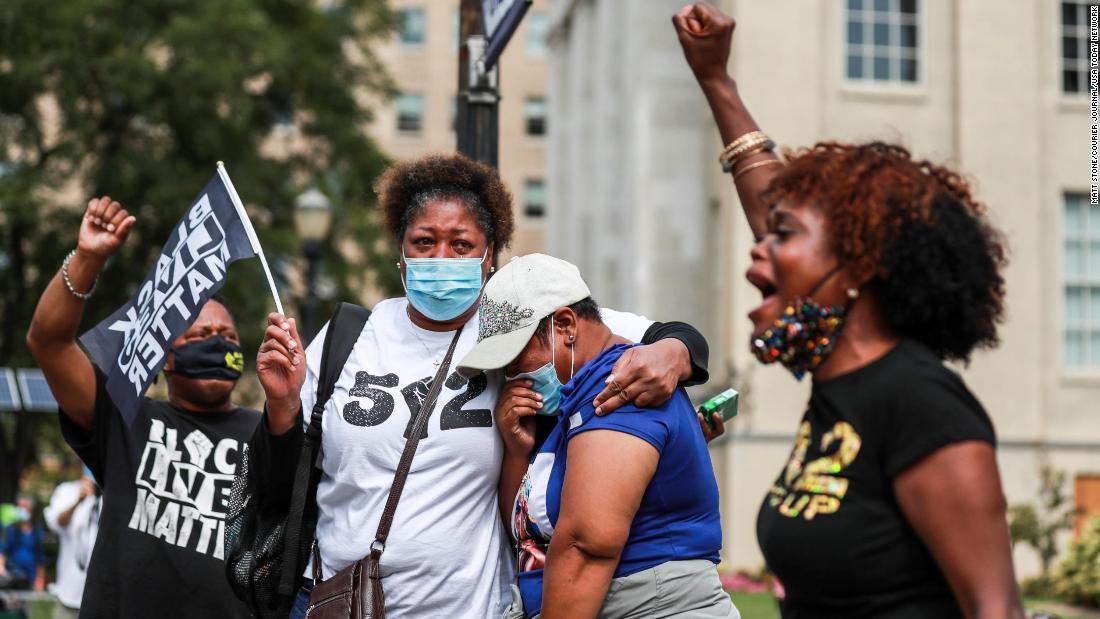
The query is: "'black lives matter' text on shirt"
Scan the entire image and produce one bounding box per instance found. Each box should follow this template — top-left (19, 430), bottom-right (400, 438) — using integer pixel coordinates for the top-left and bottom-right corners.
top-left (61, 368), bottom-right (259, 619)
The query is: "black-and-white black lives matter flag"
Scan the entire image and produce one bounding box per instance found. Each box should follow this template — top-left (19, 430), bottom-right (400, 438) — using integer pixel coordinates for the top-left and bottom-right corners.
top-left (80, 163), bottom-right (284, 424)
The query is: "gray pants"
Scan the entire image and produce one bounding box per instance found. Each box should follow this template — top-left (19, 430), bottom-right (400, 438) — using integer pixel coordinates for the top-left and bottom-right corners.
top-left (508, 559), bottom-right (740, 619)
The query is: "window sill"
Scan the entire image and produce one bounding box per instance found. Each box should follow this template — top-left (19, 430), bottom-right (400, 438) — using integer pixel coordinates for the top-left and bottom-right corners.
top-left (1058, 95), bottom-right (1091, 114)
top-left (839, 81), bottom-right (928, 104)
top-left (1060, 371), bottom-right (1100, 387)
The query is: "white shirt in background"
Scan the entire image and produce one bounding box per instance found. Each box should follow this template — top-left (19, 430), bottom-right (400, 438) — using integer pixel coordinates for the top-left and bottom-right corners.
top-left (44, 480), bottom-right (100, 610)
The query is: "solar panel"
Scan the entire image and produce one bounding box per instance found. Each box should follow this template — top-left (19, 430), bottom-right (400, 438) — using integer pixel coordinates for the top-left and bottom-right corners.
top-left (16, 369), bottom-right (58, 412)
top-left (0, 368), bottom-right (20, 411)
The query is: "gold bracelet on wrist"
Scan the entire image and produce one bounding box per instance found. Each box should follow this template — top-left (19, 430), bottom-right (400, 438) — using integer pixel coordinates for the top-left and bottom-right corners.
top-left (733, 158), bottom-right (785, 181)
top-left (719, 131), bottom-right (767, 162)
top-left (722, 138), bottom-right (776, 172)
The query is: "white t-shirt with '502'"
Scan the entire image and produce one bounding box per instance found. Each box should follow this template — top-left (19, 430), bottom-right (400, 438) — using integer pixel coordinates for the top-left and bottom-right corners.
top-left (300, 297), bottom-right (652, 619)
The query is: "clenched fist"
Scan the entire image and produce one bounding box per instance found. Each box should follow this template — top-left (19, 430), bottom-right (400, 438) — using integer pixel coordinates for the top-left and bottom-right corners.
top-left (78, 196), bottom-right (137, 262)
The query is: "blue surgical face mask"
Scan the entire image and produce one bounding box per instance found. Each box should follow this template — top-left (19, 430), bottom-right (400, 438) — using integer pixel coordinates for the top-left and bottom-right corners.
top-left (403, 250), bottom-right (488, 322)
top-left (507, 325), bottom-right (573, 416)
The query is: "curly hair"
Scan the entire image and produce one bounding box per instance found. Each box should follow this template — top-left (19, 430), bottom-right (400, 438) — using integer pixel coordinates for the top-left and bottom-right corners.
top-left (763, 141), bottom-right (1008, 363)
top-left (376, 153), bottom-right (514, 254)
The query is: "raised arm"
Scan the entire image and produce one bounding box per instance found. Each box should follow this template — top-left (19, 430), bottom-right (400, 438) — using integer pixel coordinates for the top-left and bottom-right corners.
top-left (26, 197), bottom-right (136, 432)
top-left (256, 312), bottom-right (306, 435)
top-left (894, 442), bottom-right (1025, 619)
top-left (673, 2), bottom-right (781, 239)
top-left (541, 430), bottom-right (658, 619)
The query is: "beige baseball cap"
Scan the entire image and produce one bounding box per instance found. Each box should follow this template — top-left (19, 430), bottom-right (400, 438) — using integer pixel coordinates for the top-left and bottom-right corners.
top-left (457, 253), bottom-right (591, 376)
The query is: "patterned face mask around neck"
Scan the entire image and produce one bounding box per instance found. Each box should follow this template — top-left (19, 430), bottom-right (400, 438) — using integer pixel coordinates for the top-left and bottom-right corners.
top-left (750, 267), bottom-right (857, 381)
top-left (402, 249), bottom-right (488, 321)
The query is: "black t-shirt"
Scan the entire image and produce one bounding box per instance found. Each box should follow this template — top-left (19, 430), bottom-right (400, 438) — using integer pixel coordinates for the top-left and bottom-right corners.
top-left (60, 368), bottom-right (260, 619)
top-left (756, 339), bottom-right (996, 619)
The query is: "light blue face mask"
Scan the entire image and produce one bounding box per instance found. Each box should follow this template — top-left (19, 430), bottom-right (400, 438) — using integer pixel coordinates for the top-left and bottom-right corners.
top-left (403, 249), bottom-right (488, 321)
top-left (507, 325), bottom-right (573, 416)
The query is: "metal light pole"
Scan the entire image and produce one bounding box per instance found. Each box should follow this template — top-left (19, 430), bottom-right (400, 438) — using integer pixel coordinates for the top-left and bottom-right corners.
top-left (294, 188), bottom-right (332, 343)
top-left (457, 0), bottom-right (499, 168)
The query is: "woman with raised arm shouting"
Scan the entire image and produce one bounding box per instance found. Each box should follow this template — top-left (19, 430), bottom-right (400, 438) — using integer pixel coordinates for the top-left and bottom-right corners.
top-left (673, 4), bottom-right (1026, 619)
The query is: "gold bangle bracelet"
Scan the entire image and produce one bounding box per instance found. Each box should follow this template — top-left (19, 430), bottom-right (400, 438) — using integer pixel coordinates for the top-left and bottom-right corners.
top-left (725, 139), bottom-right (775, 168)
top-left (735, 141), bottom-right (773, 162)
top-left (719, 131), bottom-right (767, 161)
top-left (724, 138), bottom-right (769, 163)
top-left (722, 138), bottom-right (776, 172)
top-left (733, 158), bottom-right (784, 180)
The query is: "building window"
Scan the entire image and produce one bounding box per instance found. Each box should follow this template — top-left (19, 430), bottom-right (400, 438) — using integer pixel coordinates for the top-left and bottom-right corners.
top-left (1062, 1), bottom-right (1092, 94)
top-left (524, 97), bottom-right (547, 137)
top-left (1064, 192), bottom-right (1100, 367)
top-left (526, 12), bottom-right (550, 55)
top-left (844, 0), bottom-right (920, 84)
top-left (396, 93), bottom-right (423, 133)
top-left (524, 179), bottom-right (546, 218)
top-left (399, 7), bottom-right (426, 45)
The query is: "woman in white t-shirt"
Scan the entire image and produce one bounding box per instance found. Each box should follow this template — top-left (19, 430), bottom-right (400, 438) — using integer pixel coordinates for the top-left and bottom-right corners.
top-left (254, 154), bottom-right (718, 619)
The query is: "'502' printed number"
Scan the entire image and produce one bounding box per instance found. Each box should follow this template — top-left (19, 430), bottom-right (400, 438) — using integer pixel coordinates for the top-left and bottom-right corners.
top-left (342, 371), bottom-right (492, 437)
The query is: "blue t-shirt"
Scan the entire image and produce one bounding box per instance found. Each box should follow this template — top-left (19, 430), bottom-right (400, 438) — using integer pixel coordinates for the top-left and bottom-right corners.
top-left (511, 344), bottom-right (722, 617)
top-left (2, 524), bottom-right (44, 582)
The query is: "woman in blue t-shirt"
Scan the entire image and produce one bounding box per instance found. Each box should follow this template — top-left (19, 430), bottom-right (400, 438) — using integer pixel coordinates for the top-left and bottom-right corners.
top-left (457, 254), bottom-right (737, 619)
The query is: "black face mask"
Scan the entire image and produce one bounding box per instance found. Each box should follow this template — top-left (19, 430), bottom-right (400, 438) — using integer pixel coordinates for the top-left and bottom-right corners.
top-left (169, 335), bottom-right (244, 381)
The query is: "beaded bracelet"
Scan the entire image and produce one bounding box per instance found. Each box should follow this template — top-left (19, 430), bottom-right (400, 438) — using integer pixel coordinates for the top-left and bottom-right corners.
top-left (62, 250), bottom-right (97, 300)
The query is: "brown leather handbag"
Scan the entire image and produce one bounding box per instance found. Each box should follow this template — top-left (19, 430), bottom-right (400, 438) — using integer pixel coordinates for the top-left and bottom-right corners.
top-left (304, 327), bottom-right (463, 619)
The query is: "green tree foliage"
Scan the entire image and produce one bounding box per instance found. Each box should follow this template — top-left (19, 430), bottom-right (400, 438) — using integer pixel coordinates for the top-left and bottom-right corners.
top-left (1009, 465), bottom-right (1080, 594)
top-left (0, 0), bottom-right (403, 499)
top-left (1052, 517), bottom-right (1100, 608)
top-left (0, 0), bottom-right (404, 364)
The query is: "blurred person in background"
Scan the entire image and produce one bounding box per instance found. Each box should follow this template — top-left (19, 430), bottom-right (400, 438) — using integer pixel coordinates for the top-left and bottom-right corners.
top-left (0, 496), bottom-right (45, 591)
top-left (44, 466), bottom-right (101, 619)
top-left (674, 3), bottom-right (1025, 619)
top-left (26, 196), bottom-right (258, 618)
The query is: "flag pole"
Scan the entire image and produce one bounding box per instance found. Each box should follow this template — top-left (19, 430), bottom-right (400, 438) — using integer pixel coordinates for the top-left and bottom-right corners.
top-left (215, 161), bottom-right (286, 316)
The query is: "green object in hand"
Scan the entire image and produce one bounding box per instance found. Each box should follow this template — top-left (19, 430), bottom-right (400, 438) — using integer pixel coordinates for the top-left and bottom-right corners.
top-left (699, 388), bottom-right (739, 431)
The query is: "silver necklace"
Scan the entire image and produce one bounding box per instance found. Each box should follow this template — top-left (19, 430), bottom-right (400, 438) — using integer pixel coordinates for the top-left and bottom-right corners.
top-left (407, 306), bottom-right (449, 368)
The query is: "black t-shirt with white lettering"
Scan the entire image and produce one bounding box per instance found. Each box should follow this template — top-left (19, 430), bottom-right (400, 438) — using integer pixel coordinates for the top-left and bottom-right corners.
top-left (60, 368), bottom-right (260, 619)
top-left (756, 339), bottom-right (996, 619)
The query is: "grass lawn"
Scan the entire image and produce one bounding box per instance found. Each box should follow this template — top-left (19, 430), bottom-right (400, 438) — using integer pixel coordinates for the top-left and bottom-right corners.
top-left (1024, 597), bottom-right (1099, 619)
top-left (728, 594), bottom-right (1100, 619)
top-left (730, 592), bottom-right (780, 619)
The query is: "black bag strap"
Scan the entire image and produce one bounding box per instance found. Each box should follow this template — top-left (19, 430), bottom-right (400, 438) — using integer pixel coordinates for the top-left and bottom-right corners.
top-left (277, 302), bottom-right (371, 596)
top-left (370, 326), bottom-right (463, 560)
